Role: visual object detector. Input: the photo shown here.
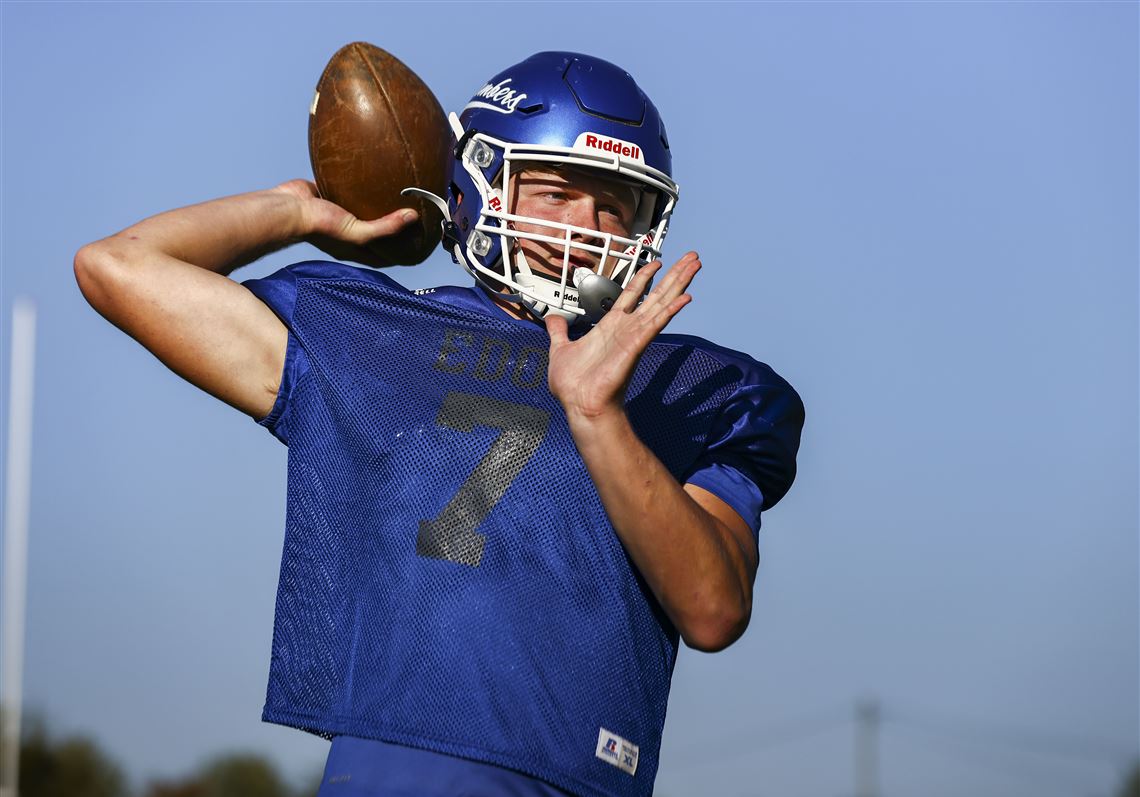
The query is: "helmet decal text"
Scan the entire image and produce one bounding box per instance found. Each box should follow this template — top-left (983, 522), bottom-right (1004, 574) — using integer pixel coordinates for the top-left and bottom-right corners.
top-left (573, 133), bottom-right (645, 163)
top-left (465, 78), bottom-right (529, 115)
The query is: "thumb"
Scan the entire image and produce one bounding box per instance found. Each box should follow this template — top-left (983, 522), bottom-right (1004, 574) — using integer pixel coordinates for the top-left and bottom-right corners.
top-left (354, 208), bottom-right (419, 241)
top-left (545, 313), bottom-right (570, 346)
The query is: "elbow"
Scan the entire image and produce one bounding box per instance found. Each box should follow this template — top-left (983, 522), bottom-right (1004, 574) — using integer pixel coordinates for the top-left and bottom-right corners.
top-left (677, 592), bottom-right (752, 653)
top-left (74, 241), bottom-right (110, 308)
top-left (74, 239), bottom-right (130, 315)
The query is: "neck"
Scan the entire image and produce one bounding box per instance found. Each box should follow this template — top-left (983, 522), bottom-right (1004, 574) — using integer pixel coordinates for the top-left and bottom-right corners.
top-left (478, 282), bottom-right (538, 323)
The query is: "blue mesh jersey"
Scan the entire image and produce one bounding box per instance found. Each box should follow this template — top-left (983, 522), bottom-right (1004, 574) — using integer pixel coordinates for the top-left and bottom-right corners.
top-left (242, 261), bottom-right (803, 797)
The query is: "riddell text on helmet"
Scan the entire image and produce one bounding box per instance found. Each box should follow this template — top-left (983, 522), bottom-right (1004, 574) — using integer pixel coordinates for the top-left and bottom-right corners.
top-left (578, 133), bottom-right (643, 162)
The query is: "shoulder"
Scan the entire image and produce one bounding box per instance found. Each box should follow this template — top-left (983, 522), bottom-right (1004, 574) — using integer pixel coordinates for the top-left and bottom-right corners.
top-left (242, 261), bottom-right (497, 323)
top-left (241, 260), bottom-right (405, 317)
top-left (652, 331), bottom-right (804, 418)
top-left (266, 260), bottom-right (408, 288)
top-left (649, 334), bottom-right (804, 514)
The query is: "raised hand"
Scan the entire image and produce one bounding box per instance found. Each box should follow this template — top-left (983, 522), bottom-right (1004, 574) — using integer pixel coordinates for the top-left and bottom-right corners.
top-left (545, 251), bottom-right (702, 422)
top-left (272, 179), bottom-right (419, 268)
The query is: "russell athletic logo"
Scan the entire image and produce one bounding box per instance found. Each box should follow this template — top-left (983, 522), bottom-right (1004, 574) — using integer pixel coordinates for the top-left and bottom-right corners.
top-left (573, 133), bottom-right (645, 164)
top-left (595, 727), bottom-right (639, 776)
top-left (465, 78), bottom-right (529, 114)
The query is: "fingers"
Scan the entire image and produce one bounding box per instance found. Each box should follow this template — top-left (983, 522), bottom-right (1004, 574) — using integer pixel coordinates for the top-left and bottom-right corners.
top-left (641, 287), bottom-right (693, 338)
top-left (651, 251), bottom-right (701, 301)
top-left (611, 261), bottom-right (663, 313)
top-left (622, 252), bottom-right (700, 342)
top-left (611, 251), bottom-right (700, 318)
top-left (303, 203), bottom-right (421, 269)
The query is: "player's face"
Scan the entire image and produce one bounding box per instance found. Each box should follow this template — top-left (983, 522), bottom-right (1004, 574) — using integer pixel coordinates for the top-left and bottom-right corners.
top-left (508, 166), bottom-right (640, 280)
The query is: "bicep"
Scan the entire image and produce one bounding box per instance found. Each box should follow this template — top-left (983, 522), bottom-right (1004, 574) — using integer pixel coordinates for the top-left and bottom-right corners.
top-left (75, 241), bottom-right (288, 419)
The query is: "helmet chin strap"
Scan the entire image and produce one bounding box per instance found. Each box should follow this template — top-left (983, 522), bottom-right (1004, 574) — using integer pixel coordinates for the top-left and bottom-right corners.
top-left (512, 249), bottom-right (576, 322)
top-left (400, 186), bottom-right (449, 217)
top-left (401, 186), bottom-right (464, 260)
top-left (513, 249), bottom-right (625, 325)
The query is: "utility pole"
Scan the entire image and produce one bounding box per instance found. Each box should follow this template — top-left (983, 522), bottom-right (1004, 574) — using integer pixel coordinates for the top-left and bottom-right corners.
top-left (1, 300), bottom-right (36, 797)
top-left (855, 697), bottom-right (880, 797)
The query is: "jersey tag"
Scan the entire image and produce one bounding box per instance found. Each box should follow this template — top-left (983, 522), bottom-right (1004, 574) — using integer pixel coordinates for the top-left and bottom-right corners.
top-left (595, 727), bottom-right (639, 776)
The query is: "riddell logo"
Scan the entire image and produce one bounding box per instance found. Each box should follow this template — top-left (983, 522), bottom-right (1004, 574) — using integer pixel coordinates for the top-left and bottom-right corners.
top-left (623, 233), bottom-right (654, 256)
top-left (582, 134), bottom-right (641, 161)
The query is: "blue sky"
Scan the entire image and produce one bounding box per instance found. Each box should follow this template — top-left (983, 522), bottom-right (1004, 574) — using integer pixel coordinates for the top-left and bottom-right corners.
top-left (1, 2), bottom-right (1136, 796)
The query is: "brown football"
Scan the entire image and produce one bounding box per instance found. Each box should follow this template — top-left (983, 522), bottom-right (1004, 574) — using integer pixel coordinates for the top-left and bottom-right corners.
top-left (309, 42), bottom-right (452, 265)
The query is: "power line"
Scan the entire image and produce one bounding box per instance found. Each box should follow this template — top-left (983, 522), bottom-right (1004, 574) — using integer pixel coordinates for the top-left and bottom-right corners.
top-left (887, 702), bottom-right (1137, 764)
top-left (659, 696), bottom-right (1136, 795)
top-left (665, 705), bottom-right (852, 772)
top-left (889, 717), bottom-right (1117, 795)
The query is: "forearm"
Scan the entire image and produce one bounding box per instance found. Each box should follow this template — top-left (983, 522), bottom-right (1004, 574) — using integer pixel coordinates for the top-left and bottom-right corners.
top-left (74, 182), bottom-right (417, 419)
top-left (83, 185), bottom-right (306, 276)
top-left (567, 408), bottom-right (756, 652)
top-left (73, 185), bottom-right (317, 418)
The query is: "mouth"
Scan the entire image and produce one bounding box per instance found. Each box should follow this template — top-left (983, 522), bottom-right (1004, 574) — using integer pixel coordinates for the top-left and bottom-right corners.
top-left (567, 253), bottom-right (595, 271)
top-left (514, 239), bottom-right (600, 279)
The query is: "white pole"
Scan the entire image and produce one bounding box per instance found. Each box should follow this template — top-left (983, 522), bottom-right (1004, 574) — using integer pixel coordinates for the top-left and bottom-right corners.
top-left (1, 299), bottom-right (36, 797)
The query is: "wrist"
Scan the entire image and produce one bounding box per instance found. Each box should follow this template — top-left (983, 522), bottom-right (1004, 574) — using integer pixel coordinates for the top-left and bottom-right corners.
top-left (564, 404), bottom-right (631, 442)
top-left (265, 182), bottom-right (317, 241)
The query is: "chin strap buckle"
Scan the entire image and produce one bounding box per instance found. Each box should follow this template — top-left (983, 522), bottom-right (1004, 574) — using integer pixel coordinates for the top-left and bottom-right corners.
top-left (442, 222), bottom-right (462, 264)
top-left (572, 268), bottom-right (623, 324)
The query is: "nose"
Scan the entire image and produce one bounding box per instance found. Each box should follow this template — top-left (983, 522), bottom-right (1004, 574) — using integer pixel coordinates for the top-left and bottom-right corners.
top-left (563, 197), bottom-right (600, 235)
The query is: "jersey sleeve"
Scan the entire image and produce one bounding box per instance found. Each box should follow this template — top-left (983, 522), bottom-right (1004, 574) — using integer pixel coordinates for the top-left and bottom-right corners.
top-left (241, 264), bottom-right (308, 444)
top-left (241, 260), bottom-right (411, 445)
top-left (683, 374), bottom-right (805, 535)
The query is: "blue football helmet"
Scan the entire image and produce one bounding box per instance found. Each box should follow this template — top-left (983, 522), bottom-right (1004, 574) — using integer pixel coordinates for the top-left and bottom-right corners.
top-left (408, 52), bottom-right (679, 323)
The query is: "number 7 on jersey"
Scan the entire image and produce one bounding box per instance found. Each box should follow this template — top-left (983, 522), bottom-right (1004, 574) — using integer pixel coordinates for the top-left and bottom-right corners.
top-left (417, 391), bottom-right (550, 567)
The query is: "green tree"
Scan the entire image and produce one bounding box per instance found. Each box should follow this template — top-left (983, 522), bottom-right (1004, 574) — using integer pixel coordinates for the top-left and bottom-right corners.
top-left (1120, 760), bottom-right (1140, 797)
top-left (144, 753), bottom-right (290, 797)
top-left (200, 753), bottom-right (290, 797)
top-left (17, 718), bottom-right (128, 797)
top-left (143, 784), bottom-right (204, 797)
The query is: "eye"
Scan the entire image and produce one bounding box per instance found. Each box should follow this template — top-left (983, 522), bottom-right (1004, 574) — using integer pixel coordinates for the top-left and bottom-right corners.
top-left (597, 204), bottom-right (633, 229)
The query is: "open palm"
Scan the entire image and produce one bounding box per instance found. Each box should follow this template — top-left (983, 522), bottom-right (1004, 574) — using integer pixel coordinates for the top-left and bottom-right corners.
top-left (545, 251), bottom-right (702, 420)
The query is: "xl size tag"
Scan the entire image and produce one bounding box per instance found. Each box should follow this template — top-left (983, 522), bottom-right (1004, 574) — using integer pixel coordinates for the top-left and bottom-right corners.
top-left (595, 727), bottom-right (639, 776)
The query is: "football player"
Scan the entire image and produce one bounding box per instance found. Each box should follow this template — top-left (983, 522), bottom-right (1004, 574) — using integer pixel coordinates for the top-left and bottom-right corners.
top-left (75, 52), bottom-right (804, 797)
